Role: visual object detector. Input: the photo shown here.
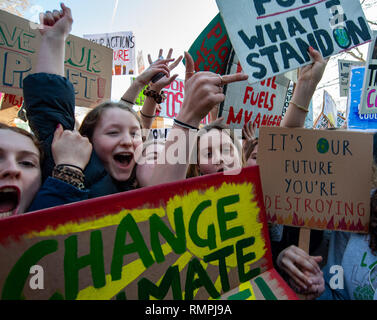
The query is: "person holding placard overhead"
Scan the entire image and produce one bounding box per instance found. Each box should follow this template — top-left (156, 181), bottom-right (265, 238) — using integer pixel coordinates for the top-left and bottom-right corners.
top-left (270, 46), bottom-right (329, 299)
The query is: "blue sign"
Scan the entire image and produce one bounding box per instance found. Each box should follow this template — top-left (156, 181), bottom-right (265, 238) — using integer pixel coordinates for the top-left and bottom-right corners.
top-left (347, 66), bottom-right (377, 130)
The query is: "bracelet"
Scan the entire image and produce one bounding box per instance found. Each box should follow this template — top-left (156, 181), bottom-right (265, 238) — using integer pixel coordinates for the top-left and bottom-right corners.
top-left (143, 86), bottom-right (166, 104)
top-left (56, 163), bottom-right (84, 173)
top-left (290, 100), bottom-right (309, 112)
top-left (173, 119), bottom-right (199, 131)
top-left (140, 110), bottom-right (156, 119)
top-left (120, 97), bottom-right (135, 105)
top-left (52, 165), bottom-right (85, 190)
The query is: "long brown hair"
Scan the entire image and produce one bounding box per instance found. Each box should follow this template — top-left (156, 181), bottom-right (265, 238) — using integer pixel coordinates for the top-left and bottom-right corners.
top-left (0, 123), bottom-right (44, 167)
top-left (79, 101), bottom-right (142, 141)
top-left (186, 119), bottom-right (244, 178)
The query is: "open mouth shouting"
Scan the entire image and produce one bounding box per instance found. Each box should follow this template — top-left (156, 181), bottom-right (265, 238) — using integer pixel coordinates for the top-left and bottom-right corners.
top-left (113, 152), bottom-right (134, 169)
top-left (0, 186), bottom-right (20, 219)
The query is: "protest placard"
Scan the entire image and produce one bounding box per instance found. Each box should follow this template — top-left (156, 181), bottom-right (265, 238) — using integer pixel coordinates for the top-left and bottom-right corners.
top-left (187, 13), bottom-right (232, 75)
top-left (148, 128), bottom-right (171, 140)
top-left (220, 51), bottom-right (289, 133)
top-left (337, 111), bottom-right (346, 128)
top-left (258, 127), bottom-right (372, 233)
top-left (0, 9), bottom-right (113, 108)
top-left (0, 93), bottom-right (23, 110)
top-left (216, 0), bottom-right (372, 84)
top-left (338, 59), bottom-right (365, 97)
top-left (348, 65), bottom-right (377, 130)
top-left (359, 33), bottom-right (377, 114)
top-left (313, 112), bottom-right (331, 129)
top-left (84, 31), bottom-right (135, 76)
top-left (0, 166), bottom-right (296, 300)
top-left (323, 90), bottom-right (338, 127)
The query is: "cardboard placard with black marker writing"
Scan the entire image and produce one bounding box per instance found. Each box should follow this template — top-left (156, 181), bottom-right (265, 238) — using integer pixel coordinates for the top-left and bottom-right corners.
top-left (258, 127), bottom-right (372, 233)
top-left (0, 9), bottom-right (113, 108)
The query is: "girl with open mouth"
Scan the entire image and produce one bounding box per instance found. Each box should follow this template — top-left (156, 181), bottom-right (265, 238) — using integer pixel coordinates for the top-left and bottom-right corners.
top-left (23, 4), bottom-right (180, 211)
top-left (0, 124), bottom-right (42, 219)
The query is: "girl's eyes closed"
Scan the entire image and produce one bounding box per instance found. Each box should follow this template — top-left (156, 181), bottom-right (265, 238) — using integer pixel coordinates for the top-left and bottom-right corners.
top-left (19, 160), bottom-right (38, 168)
top-left (106, 130), bottom-right (119, 136)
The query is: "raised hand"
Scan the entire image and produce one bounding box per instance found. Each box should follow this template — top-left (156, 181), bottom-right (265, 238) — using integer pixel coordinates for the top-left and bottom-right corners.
top-left (38, 3), bottom-right (73, 38)
top-left (242, 121), bottom-right (258, 162)
top-left (177, 51), bottom-right (248, 127)
top-left (147, 48), bottom-right (183, 91)
top-left (52, 124), bottom-right (92, 171)
top-left (298, 46), bottom-right (328, 87)
top-left (135, 57), bottom-right (174, 87)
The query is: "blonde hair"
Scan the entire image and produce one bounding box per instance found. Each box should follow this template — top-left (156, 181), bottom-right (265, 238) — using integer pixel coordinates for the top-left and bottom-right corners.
top-left (186, 119), bottom-right (244, 178)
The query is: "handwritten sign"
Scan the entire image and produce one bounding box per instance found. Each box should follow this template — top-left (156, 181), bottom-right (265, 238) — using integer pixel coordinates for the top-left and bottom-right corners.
top-left (322, 90), bottom-right (338, 127)
top-left (313, 112), bottom-right (330, 129)
top-left (187, 13), bottom-right (232, 75)
top-left (220, 52), bottom-right (289, 133)
top-left (258, 127), bottom-right (372, 233)
top-left (347, 66), bottom-right (377, 130)
top-left (0, 93), bottom-right (23, 109)
top-left (0, 9), bottom-right (113, 108)
top-left (84, 31), bottom-right (135, 76)
top-left (359, 33), bottom-right (377, 114)
top-left (338, 59), bottom-right (364, 97)
top-left (0, 166), bottom-right (296, 300)
top-left (216, 0), bottom-right (372, 84)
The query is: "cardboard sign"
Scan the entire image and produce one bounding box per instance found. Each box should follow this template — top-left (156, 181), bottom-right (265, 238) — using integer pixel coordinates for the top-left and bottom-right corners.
top-left (337, 111), bottom-right (346, 128)
top-left (322, 90), bottom-right (338, 127)
top-left (338, 59), bottom-right (365, 97)
top-left (187, 13), bottom-right (232, 75)
top-left (148, 128), bottom-right (171, 140)
top-left (258, 127), bottom-right (372, 233)
top-left (0, 9), bottom-right (113, 108)
top-left (347, 66), bottom-right (377, 130)
top-left (220, 51), bottom-right (289, 133)
top-left (0, 166), bottom-right (296, 300)
top-left (313, 112), bottom-right (330, 129)
top-left (359, 33), bottom-right (377, 114)
top-left (84, 32), bottom-right (135, 76)
top-left (216, 0), bottom-right (372, 84)
top-left (0, 93), bottom-right (23, 110)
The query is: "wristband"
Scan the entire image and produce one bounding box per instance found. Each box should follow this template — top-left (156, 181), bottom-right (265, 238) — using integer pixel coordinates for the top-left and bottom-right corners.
top-left (120, 97), bottom-right (135, 105)
top-left (140, 110), bottom-right (156, 119)
top-left (290, 101), bottom-right (309, 112)
top-left (173, 119), bottom-right (199, 131)
top-left (143, 86), bottom-right (166, 104)
top-left (56, 163), bottom-right (84, 173)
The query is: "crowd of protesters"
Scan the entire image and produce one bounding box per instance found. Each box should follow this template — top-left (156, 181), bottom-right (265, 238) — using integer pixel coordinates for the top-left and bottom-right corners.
top-left (1, 3), bottom-right (377, 300)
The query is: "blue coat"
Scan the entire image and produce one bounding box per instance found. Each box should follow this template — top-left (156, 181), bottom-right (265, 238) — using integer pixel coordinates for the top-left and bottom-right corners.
top-left (24, 73), bottom-right (135, 211)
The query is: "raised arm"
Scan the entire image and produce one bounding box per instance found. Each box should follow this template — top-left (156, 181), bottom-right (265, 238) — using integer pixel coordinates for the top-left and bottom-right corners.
top-left (120, 57), bottom-right (173, 110)
top-left (36, 3), bottom-right (73, 75)
top-left (281, 47), bottom-right (327, 128)
top-left (146, 51), bottom-right (248, 186)
top-left (139, 49), bottom-right (183, 129)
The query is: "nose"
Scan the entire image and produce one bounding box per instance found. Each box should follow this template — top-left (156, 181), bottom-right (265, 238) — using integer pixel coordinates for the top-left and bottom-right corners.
top-left (119, 132), bottom-right (133, 146)
top-left (212, 150), bottom-right (224, 165)
top-left (0, 160), bottom-right (21, 180)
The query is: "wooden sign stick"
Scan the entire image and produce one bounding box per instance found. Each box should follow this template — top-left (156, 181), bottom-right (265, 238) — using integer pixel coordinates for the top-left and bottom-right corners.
top-left (298, 227), bottom-right (311, 254)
